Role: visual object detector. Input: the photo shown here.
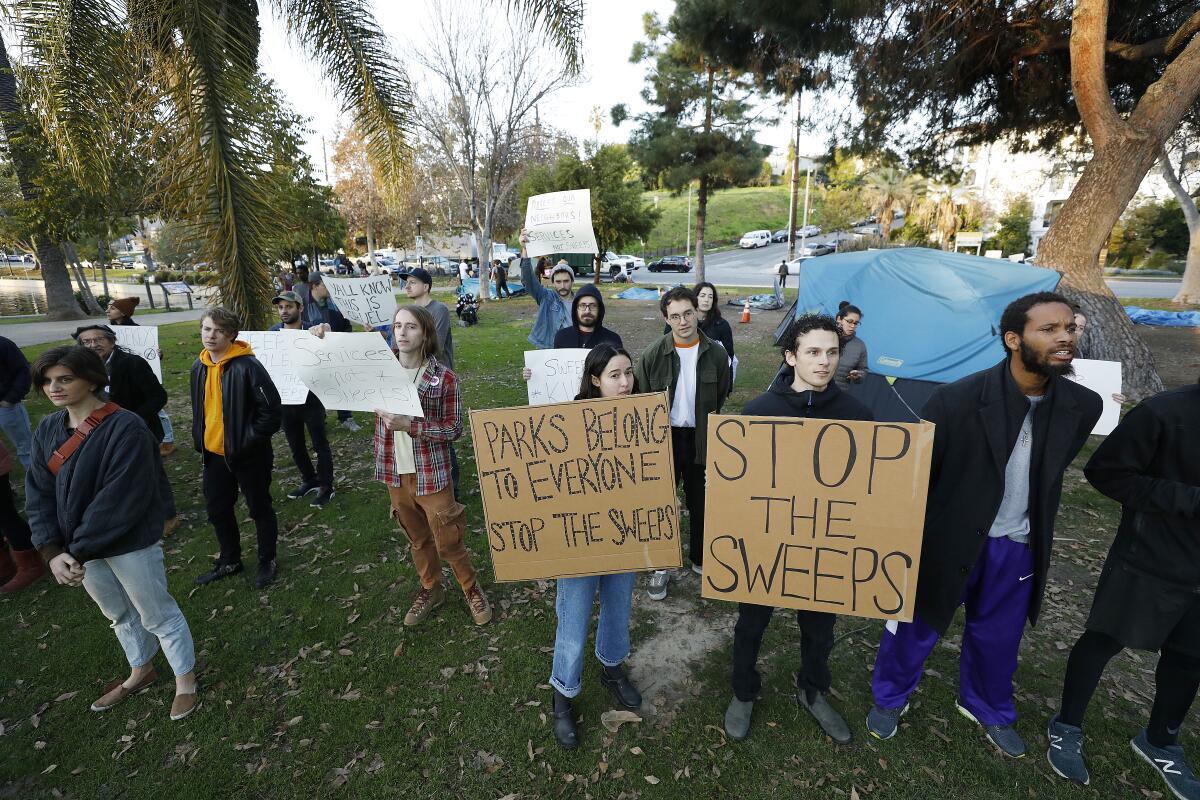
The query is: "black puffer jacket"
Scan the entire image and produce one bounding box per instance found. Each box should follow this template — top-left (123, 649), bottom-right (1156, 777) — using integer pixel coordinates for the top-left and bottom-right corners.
top-left (189, 349), bottom-right (282, 462)
top-left (27, 408), bottom-right (172, 563)
top-left (743, 366), bottom-right (873, 422)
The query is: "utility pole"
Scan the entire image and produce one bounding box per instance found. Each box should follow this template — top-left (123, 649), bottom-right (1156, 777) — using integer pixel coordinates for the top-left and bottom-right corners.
top-left (321, 136), bottom-right (329, 184)
top-left (799, 166), bottom-right (812, 255)
top-left (686, 184), bottom-right (693, 258)
top-left (416, 214), bottom-right (424, 269)
top-left (787, 92), bottom-right (803, 262)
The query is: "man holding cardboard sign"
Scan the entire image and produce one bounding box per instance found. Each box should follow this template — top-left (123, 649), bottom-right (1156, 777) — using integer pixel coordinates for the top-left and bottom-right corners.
top-left (867, 292), bottom-right (1102, 759)
top-left (712, 315), bottom-right (886, 745)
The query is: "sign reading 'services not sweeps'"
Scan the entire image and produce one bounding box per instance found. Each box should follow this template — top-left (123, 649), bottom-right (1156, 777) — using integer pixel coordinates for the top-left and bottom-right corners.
top-left (469, 392), bottom-right (682, 581)
top-left (289, 332), bottom-right (423, 416)
top-left (702, 416), bottom-right (935, 622)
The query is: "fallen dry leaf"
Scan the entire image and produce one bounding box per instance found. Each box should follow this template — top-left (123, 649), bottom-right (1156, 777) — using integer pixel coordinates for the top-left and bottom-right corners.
top-left (644, 775), bottom-right (660, 785)
top-left (600, 710), bottom-right (642, 733)
top-left (53, 691), bottom-right (79, 703)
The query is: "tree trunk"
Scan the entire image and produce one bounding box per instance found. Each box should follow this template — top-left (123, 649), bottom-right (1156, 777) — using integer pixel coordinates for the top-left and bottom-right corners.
top-left (62, 241), bottom-right (103, 314)
top-left (472, 227), bottom-right (491, 302)
top-left (1159, 149), bottom-right (1200, 305)
top-left (97, 236), bottom-right (111, 297)
top-left (0, 32), bottom-right (83, 321)
top-left (1036, 138), bottom-right (1165, 398)
top-left (881, 205), bottom-right (895, 241)
top-left (366, 219), bottom-right (377, 273)
top-left (694, 174), bottom-right (709, 283)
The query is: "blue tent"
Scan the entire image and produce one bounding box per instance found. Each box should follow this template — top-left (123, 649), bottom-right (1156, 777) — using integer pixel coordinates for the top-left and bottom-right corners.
top-left (776, 247), bottom-right (1061, 384)
top-left (773, 248), bottom-right (1061, 422)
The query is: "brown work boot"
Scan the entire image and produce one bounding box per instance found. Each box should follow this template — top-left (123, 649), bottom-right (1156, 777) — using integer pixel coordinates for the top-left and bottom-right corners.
top-left (403, 583), bottom-right (445, 626)
top-left (0, 546), bottom-right (15, 584)
top-left (160, 442), bottom-right (176, 457)
top-left (1, 549), bottom-right (46, 593)
top-left (163, 516), bottom-right (181, 538)
top-left (466, 585), bottom-right (492, 626)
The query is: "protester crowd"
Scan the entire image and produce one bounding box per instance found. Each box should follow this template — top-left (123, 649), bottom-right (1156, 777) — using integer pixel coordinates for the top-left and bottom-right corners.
top-left (0, 227), bottom-right (1195, 798)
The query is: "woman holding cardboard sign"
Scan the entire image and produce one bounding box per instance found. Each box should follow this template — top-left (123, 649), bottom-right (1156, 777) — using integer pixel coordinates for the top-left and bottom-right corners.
top-left (549, 343), bottom-right (644, 750)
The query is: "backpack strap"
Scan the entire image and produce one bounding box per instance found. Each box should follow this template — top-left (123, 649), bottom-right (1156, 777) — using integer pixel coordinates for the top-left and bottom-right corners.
top-left (48, 402), bottom-right (121, 476)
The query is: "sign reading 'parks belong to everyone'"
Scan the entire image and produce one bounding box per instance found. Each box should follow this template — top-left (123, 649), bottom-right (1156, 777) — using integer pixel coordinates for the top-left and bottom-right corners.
top-left (469, 392), bottom-right (682, 581)
top-left (702, 416), bottom-right (935, 622)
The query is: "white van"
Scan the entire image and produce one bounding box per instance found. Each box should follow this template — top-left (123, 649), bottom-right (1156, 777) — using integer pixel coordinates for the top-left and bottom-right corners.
top-left (739, 230), bottom-right (771, 248)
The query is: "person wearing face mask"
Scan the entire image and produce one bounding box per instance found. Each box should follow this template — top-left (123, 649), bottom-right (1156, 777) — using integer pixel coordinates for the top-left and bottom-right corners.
top-left (723, 314), bottom-right (873, 746)
top-left (834, 301), bottom-right (867, 391)
top-left (548, 344), bottom-right (644, 750)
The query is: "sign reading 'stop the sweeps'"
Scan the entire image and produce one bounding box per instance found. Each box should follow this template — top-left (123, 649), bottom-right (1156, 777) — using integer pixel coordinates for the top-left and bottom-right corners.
top-left (321, 274), bottom-right (398, 328)
top-left (702, 416), bottom-right (935, 622)
top-left (524, 348), bottom-right (590, 405)
top-left (523, 190), bottom-right (599, 258)
top-left (239, 330), bottom-right (311, 405)
top-left (469, 392), bottom-right (682, 581)
top-left (113, 326), bottom-right (162, 382)
top-left (289, 332), bottom-right (424, 417)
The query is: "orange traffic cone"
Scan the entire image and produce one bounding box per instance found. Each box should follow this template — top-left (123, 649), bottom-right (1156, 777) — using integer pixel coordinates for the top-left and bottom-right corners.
top-left (739, 298), bottom-right (751, 324)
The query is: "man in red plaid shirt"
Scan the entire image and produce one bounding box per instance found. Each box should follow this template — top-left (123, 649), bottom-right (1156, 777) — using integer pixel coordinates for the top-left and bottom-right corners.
top-left (371, 305), bottom-right (492, 627)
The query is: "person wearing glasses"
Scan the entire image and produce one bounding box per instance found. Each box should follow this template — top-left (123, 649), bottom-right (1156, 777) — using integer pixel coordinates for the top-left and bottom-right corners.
top-left (634, 287), bottom-right (730, 601)
top-left (834, 301), bottom-right (867, 391)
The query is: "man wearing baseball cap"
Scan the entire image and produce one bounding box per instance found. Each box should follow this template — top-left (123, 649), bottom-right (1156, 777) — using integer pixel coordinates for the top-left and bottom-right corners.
top-left (271, 291), bottom-right (335, 509)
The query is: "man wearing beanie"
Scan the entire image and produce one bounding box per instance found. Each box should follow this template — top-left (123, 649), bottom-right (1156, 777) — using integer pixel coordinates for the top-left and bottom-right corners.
top-left (517, 230), bottom-right (575, 349)
top-left (105, 296), bottom-right (178, 455)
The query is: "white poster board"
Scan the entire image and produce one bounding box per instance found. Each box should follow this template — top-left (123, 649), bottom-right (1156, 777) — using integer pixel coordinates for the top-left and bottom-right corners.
top-left (321, 275), bottom-right (398, 329)
top-left (240, 330), bottom-right (312, 405)
top-left (524, 348), bottom-right (590, 405)
top-left (1068, 358), bottom-right (1123, 436)
top-left (113, 326), bottom-right (162, 383)
top-left (290, 332), bottom-right (423, 416)
top-left (524, 190), bottom-right (599, 257)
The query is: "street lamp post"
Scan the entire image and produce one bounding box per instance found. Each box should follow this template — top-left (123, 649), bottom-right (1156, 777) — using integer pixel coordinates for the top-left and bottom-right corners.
top-left (416, 214), bottom-right (424, 270)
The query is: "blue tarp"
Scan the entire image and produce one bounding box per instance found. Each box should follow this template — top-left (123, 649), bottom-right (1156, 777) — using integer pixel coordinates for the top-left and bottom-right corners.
top-left (782, 247), bottom-right (1061, 384)
top-left (1124, 305), bottom-right (1200, 327)
top-left (456, 278), bottom-right (526, 298)
top-left (615, 287), bottom-right (662, 300)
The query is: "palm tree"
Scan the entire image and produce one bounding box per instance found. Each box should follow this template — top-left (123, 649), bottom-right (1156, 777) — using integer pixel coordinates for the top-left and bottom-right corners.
top-left (863, 166), bottom-right (920, 241)
top-left (914, 179), bottom-right (980, 251)
top-left (16, 0), bottom-right (583, 326)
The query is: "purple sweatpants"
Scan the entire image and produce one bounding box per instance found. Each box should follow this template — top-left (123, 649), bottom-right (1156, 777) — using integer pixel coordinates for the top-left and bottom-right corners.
top-left (871, 535), bottom-right (1035, 726)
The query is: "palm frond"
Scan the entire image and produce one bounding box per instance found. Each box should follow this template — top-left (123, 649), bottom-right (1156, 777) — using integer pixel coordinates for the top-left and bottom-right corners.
top-left (275, 0), bottom-right (412, 200)
top-left (503, 0), bottom-right (584, 74)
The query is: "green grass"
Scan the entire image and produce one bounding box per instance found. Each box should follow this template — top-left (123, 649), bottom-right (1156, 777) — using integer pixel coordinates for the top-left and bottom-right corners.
top-left (1121, 296), bottom-right (1198, 311)
top-left (0, 294), bottom-right (1191, 799)
top-left (644, 186), bottom-right (823, 252)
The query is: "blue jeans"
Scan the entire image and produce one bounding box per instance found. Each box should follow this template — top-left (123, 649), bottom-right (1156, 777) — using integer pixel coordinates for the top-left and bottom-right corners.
top-left (0, 402), bottom-right (32, 469)
top-left (157, 410), bottom-right (174, 444)
top-left (550, 573), bottom-right (636, 698)
top-left (82, 543), bottom-right (196, 677)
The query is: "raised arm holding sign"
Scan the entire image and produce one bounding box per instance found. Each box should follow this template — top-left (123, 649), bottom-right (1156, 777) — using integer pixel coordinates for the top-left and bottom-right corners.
top-left (523, 190), bottom-right (599, 258)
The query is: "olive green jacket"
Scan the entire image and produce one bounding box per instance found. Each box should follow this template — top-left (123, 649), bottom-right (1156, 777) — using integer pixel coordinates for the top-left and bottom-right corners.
top-left (634, 330), bottom-right (731, 465)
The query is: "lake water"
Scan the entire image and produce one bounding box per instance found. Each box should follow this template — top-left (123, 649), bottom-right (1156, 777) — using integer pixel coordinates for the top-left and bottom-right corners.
top-left (0, 278), bottom-right (180, 317)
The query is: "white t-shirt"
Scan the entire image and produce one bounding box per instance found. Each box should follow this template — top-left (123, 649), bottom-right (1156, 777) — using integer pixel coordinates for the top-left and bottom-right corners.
top-left (458, 261), bottom-right (470, 280)
top-left (670, 340), bottom-right (699, 428)
top-left (391, 364), bottom-right (425, 475)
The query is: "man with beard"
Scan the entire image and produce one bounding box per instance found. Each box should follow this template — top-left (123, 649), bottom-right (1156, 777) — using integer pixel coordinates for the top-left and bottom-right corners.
top-left (518, 230), bottom-right (574, 349)
top-left (553, 285), bottom-right (622, 349)
top-left (867, 292), bottom-right (1102, 759)
top-left (271, 292), bottom-right (335, 509)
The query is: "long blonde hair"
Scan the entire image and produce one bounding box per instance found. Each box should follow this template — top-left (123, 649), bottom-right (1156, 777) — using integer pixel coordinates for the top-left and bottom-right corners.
top-left (393, 305), bottom-right (442, 362)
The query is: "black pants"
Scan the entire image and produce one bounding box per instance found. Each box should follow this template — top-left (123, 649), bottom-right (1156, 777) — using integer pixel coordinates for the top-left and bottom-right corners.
top-left (1060, 629), bottom-right (1200, 747)
top-left (672, 426), bottom-right (706, 567)
top-left (336, 409), bottom-right (352, 423)
top-left (0, 473), bottom-right (32, 550)
top-left (731, 603), bottom-right (836, 701)
top-left (202, 449), bottom-right (278, 566)
top-left (495, 276), bottom-right (510, 298)
top-left (282, 394), bottom-right (333, 487)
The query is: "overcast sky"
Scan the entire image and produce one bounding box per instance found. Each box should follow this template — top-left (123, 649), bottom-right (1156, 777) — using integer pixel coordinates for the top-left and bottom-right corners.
top-left (259, 0), bottom-right (832, 182)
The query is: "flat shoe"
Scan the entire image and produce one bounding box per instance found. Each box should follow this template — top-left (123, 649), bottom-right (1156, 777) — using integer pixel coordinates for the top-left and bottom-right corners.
top-left (90, 668), bottom-right (158, 712)
top-left (170, 691), bottom-right (199, 721)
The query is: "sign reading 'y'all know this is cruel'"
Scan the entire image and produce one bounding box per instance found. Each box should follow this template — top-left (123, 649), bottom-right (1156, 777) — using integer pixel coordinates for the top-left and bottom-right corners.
top-left (469, 392), bottom-right (682, 581)
top-left (702, 416), bottom-right (935, 622)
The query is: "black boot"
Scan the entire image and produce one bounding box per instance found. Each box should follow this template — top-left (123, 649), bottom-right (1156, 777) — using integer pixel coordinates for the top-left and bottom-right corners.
top-left (552, 690), bottom-right (578, 750)
top-left (600, 664), bottom-right (642, 710)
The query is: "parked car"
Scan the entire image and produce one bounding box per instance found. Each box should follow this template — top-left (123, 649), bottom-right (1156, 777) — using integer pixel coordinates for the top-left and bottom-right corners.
top-left (796, 224), bottom-right (821, 238)
top-left (617, 254), bottom-right (645, 270)
top-left (647, 255), bottom-right (692, 273)
top-left (853, 223), bottom-right (882, 236)
top-left (770, 230), bottom-right (789, 243)
top-left (798, 242), bottom-right (835, 257)
top-left (739, 230), bottom-right (771, 248)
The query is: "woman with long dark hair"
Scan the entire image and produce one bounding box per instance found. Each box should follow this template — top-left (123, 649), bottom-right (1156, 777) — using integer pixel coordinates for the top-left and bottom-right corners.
top-left (549, 344), bottom-right (644, 750)
top-left (834, 301), bottom-right (868, 391)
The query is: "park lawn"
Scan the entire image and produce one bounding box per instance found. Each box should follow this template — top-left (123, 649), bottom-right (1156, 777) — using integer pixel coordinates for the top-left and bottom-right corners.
top-left (643, 186), bottom-right (823, 252)
top-left (0, 294), bottom-right (1191, 800)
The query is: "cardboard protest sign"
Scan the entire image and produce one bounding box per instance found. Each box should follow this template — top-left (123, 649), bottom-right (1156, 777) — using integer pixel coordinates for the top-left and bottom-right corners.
top-left (290, 332), bottom-right (423, 416)
top-left (469, 392), bottom-right (682, 581)
top-left (113, 326), bottom-right (162, 382)
top-left (702, 416), bottom-right (935, 622)
top-left (1067, 358), bottom-right (1122, 435)
top-left (524, 348), bottom-right (590, 405)
top-left (240, 330), bottom-right (312, 405)
top-left (523, 190), bottom-right (599, 258)
top-left (321, 274), bottom-right (398, 328)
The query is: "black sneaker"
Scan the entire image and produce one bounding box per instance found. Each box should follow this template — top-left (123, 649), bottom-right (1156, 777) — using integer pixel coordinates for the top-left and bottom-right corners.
top-left (255, 560), bottom-right (276, 589)
top-left (195, 561), bottom-right (243, 585)
top-left (310, 487), bottom-right (335, 508)
top-left (287, 479), bottom-right (321, 500)
top-left (599, 664), bottom-right (642, 710)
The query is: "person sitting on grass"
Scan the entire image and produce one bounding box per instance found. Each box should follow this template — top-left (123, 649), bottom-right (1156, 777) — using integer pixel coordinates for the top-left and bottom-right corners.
top-left (358, 305), bottom-right (492, 627)
top-left (25, 345), bottom-right (198, 721)
top-left (549, 344), bottom-right (644, 750)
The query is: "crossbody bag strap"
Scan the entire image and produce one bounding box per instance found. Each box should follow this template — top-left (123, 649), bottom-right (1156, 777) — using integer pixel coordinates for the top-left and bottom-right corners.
top-left (47, 402), bottom-right (121, 476)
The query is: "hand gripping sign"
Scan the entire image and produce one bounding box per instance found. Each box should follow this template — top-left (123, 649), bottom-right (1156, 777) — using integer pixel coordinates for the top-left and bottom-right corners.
top-left (701, 416), bottom-right (935, 622)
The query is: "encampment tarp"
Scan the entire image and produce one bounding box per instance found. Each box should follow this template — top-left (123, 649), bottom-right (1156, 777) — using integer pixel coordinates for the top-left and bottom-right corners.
top-left (775, 247), bottom-right (1061, 384)
top-left (1124, 305), bottom-right (1200, 327)
top-left (457, 278), bottom-right (527, 298)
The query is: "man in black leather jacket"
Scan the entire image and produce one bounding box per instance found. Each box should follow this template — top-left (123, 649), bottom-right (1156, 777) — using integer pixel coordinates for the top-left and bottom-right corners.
top-left (189, 308), bottom-right (282, 589)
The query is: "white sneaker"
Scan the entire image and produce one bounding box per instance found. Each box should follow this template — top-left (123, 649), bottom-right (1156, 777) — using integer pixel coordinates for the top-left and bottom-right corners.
top-left (691, 563), bottom-right (703, 576)
top-left (340, 418), bottom-right (362, 432)
top-left (647, 570), bottom-right (669, 601)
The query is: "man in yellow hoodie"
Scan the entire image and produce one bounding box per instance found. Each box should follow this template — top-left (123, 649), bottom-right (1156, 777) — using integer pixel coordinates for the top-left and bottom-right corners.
top-left (189, 308), bottom-right (283, 589)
